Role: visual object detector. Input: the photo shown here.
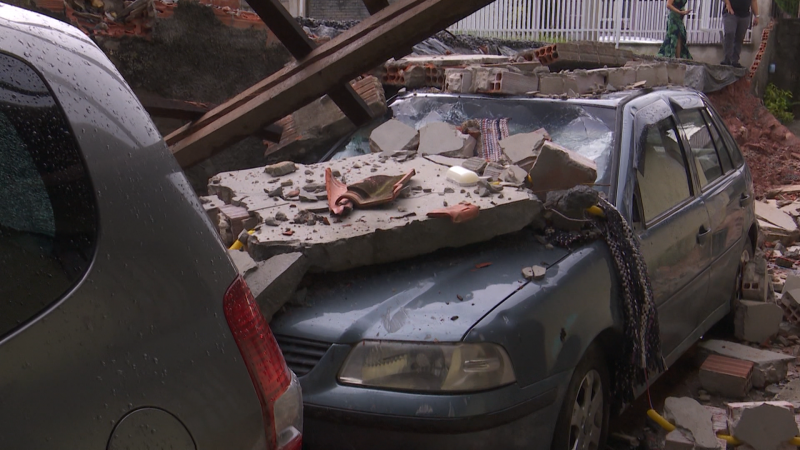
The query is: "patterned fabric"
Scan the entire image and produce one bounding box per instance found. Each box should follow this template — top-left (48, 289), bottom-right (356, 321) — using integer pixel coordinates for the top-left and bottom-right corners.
top-left (479, 118), bottom-right (509, 162)
top-left (547, 197), bottom-right (665, 403)
top-left (657, 0), bottom-right (693, 60)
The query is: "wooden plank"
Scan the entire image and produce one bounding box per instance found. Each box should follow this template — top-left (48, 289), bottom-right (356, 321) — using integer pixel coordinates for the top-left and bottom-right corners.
top-left (167, 0), bottom-right (495, 168)
top-left (245, 0), bottom-right (373, 127)
top-left (363, 0), bottom-right (391, 14)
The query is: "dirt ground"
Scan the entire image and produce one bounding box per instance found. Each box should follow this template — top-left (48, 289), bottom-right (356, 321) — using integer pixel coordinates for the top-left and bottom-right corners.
top-left (707, 78), bottom-right (800, 197)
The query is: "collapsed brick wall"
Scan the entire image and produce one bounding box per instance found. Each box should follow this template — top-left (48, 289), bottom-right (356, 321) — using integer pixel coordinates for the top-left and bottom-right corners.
top-left (306, 0), bottom-right (400, 20)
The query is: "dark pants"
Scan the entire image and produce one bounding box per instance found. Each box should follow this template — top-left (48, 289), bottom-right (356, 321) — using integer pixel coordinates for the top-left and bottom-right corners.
top-left (722, 12), bottom-right (751, 65)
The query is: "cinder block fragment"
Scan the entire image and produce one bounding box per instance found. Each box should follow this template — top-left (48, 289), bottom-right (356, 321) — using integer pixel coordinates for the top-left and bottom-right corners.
top-left (606, 67), bottom-right (636, 89)
top-left (667, 63), bottom-right (687, 86)
top-left (539, 74), bottom-right (566, 95)
top-left (734, 300), bottom-right (783, 343)
top-left (444, 68), bottom-right (474, 93)
top-left (492, 71), bottom-right (539, 94)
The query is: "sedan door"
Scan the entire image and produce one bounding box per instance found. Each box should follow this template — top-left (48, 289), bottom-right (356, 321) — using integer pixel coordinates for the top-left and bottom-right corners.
top-left (629, 99), bottom-right (713, 359)
top-left (673, 101), bottom-right (749, 325)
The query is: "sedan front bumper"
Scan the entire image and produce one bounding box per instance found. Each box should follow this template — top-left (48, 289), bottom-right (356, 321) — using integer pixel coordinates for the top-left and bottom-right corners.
top-left (298, 344), bottom-right (571, 450)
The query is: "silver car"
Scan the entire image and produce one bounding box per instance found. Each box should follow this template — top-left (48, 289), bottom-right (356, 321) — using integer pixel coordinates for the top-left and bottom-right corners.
top-left (0, 4), bottom-right (301, 449)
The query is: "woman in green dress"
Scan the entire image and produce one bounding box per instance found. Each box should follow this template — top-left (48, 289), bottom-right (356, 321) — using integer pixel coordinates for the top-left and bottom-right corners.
top-left (657, 0), bottom-right (693, 59)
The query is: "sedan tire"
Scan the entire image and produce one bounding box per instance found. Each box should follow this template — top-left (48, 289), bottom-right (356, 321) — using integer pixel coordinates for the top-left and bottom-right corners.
top-left (551, 345), bottom-right (610, 450)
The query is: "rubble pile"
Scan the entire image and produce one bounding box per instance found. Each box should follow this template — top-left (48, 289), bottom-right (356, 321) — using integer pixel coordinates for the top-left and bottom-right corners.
top-left (371, 50), bottom-right (743, 99)
top-left (707, 78), bottom-right (800, 197)
top-left (657, 397), bottom-right (800, 450)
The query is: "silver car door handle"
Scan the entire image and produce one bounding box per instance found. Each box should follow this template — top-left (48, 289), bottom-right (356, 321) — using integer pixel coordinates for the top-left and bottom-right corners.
top-left (740, 193), bottom-right (753, 207)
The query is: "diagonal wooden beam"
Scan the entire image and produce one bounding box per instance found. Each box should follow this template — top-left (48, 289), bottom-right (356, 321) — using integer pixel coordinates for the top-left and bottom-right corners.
top-left (362, 0), bottom-right (391, 14)
top-left (245, 0), bottom-right (373, 127)
top-left (166, 0), bottom-right (495, 168)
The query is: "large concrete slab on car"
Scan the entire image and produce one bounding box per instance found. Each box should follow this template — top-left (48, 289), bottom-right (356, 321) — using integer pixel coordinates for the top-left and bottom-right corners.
top-left (210, 152), bottom-right (543, 272)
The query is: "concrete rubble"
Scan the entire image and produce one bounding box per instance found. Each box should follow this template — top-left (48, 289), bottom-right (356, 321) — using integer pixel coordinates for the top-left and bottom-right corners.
top-left (662, 397), bottom-right (723, 450)
top-left (728, 402), bottom-right (799, 450)
top-left (370, 119), bottom-right (420, 154)
top-left (698, 340), bottom-right (795, 389)
top-left (528, 141), bottom-right (597, 198)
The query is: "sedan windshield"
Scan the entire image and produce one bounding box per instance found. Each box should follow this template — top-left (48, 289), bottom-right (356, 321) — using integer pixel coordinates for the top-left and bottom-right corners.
top-left (328, 94), bottom-right (617, 193)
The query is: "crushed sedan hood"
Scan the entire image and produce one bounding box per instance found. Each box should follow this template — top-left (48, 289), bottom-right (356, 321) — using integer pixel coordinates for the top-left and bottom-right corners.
top-left (270, 231), bottom-right (569, 344)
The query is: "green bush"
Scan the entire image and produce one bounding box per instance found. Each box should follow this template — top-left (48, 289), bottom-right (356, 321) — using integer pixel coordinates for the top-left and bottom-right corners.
top-left (765, 83), bottom-right (795, 124)
top-left (774, 0), bottom-right (799, 16)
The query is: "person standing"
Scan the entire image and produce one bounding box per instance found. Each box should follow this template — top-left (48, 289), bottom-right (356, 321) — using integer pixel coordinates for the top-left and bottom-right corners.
top-left (722, 0), bottom-right (759, 67)
top-left (658, 0), bottom-right (693, 59)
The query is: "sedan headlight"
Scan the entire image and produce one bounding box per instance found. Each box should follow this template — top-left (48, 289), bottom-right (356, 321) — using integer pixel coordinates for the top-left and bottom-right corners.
top-left (338, 341), bottom-right (516, 393)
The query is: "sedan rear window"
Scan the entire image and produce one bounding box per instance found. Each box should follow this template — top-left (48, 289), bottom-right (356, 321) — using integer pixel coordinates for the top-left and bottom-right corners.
top-left (329, 95), bottom-right (617, 193)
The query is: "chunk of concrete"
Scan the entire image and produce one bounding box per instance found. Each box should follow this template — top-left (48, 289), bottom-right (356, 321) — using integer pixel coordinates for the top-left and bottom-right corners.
top-left (664, 430), bottom-right (695, 450)
top-left (370, 119), bottom-right (420, 154)
top-left (418, 122), bottom-right (477, 158)
top-left (264, 161), bottom-right (298, 177)
top-left (663, 397), bottom-right (723, 450)
top-left (729, 402), bottom-right (799, 450)
top-left (444, 68), bottom-right (474, 93)
top-left (775, 378), bottom-right (800, 402)
top-left (699, 354), bottom-right (753, 399)
top-left (698, 340), bottom-right (795, 388)
top-left (570, 69), bottom-right (606, 94)
top-left (231, 251), bottom-right (309, 322)
top-left (742, 260), bottom-right (769, 302)
top-left (734, 300), bottom-right (784, 343)
top-left (756, 202), bottom-right (798, 233)
top-left (528, 141), bottom-right (597, 197)
top-left (499, 128), bottom-right (551, 171)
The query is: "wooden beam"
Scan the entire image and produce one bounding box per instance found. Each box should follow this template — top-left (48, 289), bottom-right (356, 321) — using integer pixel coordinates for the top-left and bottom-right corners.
top-left (135, 91), bottom-right (210, 121)
top-left (167, 0), bottom-right (495, 168)
top-left (362, 0), bottom-right (391, 14)
top-left (245, 0), bottom-right (373, 127)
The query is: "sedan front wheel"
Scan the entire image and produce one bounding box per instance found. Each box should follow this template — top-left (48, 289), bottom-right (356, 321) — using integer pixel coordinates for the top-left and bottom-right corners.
top-left (552, 345), bottom-right (610, 450)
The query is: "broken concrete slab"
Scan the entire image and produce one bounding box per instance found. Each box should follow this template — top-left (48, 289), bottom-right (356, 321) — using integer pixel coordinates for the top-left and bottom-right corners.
top-left (735, 300), bottom-right (784, 343)
top-left (444, 68), bottom-right (473, 93)
top-left (418, 122), bottom-right (477, 158)
top-left (528, 141), bottom-right (597, 197)
top-left (698, 340), bottom-right (795, 388)
top-left (756, 202), bottom-right (799, 233)
top-left (369, 119), bottom-right (420, 153)
top-left (729, 402), bottom-right (799, 450)
top-left (663, 397), bottom-right (723, 450)
top-left (699, 354), bottom-right (754, 399)
top-left (490, 71), bottom-right (539, 94)
top-left (229, 250), bottom-right (309, 322)
top-left (499, 128), bottom-right (550, 171)
top-left (210, 152), bottom-right (543, 273)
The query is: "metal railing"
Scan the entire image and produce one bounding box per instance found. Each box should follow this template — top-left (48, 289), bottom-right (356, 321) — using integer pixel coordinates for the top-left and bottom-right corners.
top-left (448, 0), bottom-right (753, 45)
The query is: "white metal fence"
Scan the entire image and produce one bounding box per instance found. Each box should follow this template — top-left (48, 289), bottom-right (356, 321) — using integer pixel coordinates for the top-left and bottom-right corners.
top-left (448, 0), bottom-right (752, 45)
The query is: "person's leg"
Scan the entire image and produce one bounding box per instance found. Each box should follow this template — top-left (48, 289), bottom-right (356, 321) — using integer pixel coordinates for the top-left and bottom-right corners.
top-left (721, 13), bottom-right (737, 64)
top-left (731, 14), bottom-right (750, 66)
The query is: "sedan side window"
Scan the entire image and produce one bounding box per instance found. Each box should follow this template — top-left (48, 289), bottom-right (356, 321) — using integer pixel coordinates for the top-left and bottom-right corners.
top-left (637, 117), bottom-right (693, 223)
top-left (677, 109), bottom-right (723, 189)
top-left (703, 109), bottom-right (734, 173)
top-left (0, 53), bottom-right (98, 339)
